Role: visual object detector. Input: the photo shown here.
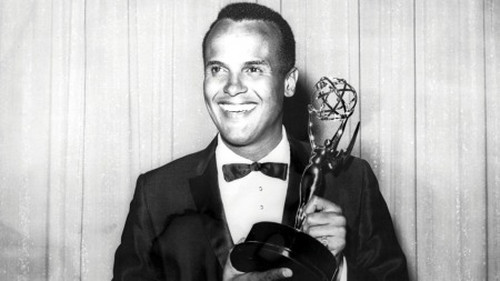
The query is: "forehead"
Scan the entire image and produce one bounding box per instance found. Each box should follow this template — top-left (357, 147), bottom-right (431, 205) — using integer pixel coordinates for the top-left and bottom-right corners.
top-left (204, 19), bottom-right (282, 58)
top-left (210, 19), bottom-right (280, 38)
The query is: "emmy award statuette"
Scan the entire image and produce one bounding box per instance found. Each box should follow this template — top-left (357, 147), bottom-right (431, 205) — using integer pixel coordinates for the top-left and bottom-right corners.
top-left (230, 77), bottom-right (360, 281)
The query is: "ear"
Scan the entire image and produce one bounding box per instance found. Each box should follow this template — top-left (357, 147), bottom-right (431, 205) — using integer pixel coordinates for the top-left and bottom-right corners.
top-left (284, 67), bottom-right (299, 98)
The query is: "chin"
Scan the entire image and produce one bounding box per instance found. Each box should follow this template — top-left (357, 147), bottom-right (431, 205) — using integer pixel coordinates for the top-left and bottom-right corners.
top-left (221, 136), bottom-right (250, 147)
top-left (219, 131), bottom-right (253, 147)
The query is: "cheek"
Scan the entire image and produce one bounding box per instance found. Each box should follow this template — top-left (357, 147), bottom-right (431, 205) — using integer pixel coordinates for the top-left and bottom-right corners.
top-left (263, 82), bottom-right (285, 104)
top-left (250, 78), bottom-right (279, 96)
top-left (203, 79), bottom-right (221, 100)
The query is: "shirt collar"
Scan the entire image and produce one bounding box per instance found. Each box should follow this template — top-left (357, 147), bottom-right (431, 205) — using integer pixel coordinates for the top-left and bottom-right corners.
top-left (216, 127), bottom-right (291, 168)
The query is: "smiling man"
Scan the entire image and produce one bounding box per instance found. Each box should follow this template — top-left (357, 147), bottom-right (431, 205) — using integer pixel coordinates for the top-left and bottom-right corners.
top-left (113, 3), bottom-right (408, 281)
top-left (203, 18), bottom-right (297, 162)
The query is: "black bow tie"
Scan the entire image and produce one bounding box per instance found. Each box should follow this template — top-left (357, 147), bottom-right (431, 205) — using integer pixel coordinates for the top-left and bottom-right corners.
top-left (222, 162), bottom-right (288, 182)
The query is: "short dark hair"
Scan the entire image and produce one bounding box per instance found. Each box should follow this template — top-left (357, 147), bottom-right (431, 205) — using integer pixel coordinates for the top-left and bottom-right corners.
top-left (202, 2), bottom-right (296, 74)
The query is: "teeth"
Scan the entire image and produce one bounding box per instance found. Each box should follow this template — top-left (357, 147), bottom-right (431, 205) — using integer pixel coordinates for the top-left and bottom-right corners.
top-left (220, 103), bottom-right (256, 112)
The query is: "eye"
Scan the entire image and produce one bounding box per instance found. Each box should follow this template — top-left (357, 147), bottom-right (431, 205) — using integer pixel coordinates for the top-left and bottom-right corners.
top-left (210, 65), bottom-right (222, 74)
top-left (247, 66), bottom-right (263, 73)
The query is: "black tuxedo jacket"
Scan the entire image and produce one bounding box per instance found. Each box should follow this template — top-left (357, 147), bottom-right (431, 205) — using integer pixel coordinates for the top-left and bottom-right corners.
top-left (113, 137), bottom-right (408, 281)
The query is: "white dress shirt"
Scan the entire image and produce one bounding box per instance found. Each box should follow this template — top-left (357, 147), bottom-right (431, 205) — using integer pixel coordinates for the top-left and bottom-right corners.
top-left (215, 128), bottom-right (347, 281)
top-left (216, 128), bottom-right (290, 244)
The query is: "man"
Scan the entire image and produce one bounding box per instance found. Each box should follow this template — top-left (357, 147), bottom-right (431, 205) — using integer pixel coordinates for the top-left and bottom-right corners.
top-left (113, 3), bottom-right (408, 281)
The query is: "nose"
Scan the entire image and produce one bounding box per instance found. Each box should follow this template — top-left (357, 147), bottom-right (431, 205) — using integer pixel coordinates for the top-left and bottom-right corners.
top-left (223, 74), bottom-right (247, 96)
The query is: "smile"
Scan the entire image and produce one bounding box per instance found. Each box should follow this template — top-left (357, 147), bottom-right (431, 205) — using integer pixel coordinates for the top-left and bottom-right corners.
top-left (219, 103), bottom-right (257, 113)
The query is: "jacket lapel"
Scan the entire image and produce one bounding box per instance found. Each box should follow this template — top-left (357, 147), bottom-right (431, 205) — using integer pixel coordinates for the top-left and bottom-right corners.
top-left (281, 137), bottom-right (311, 226)
top-left (189, 138), bottom-right (233, 269)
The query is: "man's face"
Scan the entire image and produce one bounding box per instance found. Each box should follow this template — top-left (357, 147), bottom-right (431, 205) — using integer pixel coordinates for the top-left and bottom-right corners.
top-left (203, 19), bottom-right (296, 159)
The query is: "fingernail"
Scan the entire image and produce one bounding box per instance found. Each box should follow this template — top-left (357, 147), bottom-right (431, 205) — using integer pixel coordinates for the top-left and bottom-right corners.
top-left (282, 268), bottom-right (293, 278)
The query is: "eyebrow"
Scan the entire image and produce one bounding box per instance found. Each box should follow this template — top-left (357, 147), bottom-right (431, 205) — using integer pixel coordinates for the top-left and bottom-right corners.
top-left (244, 60), bottom-right (270, 67)
top-left (205, 60), bottom-right (271, 68)
top-left (205, 60), bottom-right (226, 68)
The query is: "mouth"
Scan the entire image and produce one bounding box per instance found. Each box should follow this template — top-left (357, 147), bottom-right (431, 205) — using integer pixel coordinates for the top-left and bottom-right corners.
top-left (219, 102), bottom-right (257, 113)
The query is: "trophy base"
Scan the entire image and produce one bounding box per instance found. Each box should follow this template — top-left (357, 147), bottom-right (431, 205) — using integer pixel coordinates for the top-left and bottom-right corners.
top-left (230, 222), bottom-right (337, 281)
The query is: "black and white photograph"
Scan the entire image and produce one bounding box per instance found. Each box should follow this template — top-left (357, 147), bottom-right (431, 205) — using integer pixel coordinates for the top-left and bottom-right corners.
top-left (0, 0), bottom-right (498, 280)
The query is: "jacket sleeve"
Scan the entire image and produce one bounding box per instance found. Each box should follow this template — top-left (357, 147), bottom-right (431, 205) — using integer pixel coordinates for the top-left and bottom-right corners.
top-left (112, 174), bottom-right (163, 281)
top-left (346, 160), bottom-right (409, 281)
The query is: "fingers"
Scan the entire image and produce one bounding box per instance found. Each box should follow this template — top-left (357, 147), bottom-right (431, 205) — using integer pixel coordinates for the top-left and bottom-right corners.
top-left (300, 196), bottom-right (346, 257)
top-left (305, 221), bottom-right (346, 237)
top-left (246, 268), bottom-right (293, 281)
top-left (302, 219), bottom-right (346, 256)
top-left (304, 195), bottom-right (342, 214)
top-left (311, 234), bottom-right (346, 256)
top-left (301, 196), bottom-right (345, 233)
top-left (227, 267), bottom-right (293, 281)
top-left (302, 212), bottom-right (346, 228)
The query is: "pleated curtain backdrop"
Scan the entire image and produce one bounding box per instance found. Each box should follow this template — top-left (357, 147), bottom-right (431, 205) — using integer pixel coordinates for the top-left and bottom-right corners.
top-left (0, 0), bottom-right (498, 280)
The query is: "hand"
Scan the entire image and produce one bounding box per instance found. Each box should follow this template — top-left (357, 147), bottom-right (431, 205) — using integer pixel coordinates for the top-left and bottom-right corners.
top-left (301, 195), bottom-right (346, 261)
top-left (222, 249), bottom-right (293, 281)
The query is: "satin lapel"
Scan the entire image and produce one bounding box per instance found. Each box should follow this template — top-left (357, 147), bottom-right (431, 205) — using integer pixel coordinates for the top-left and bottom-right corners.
top-left (282, 137), bottom-right (310, 226)
top-left (189, 140), bottom-right (233, 269)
